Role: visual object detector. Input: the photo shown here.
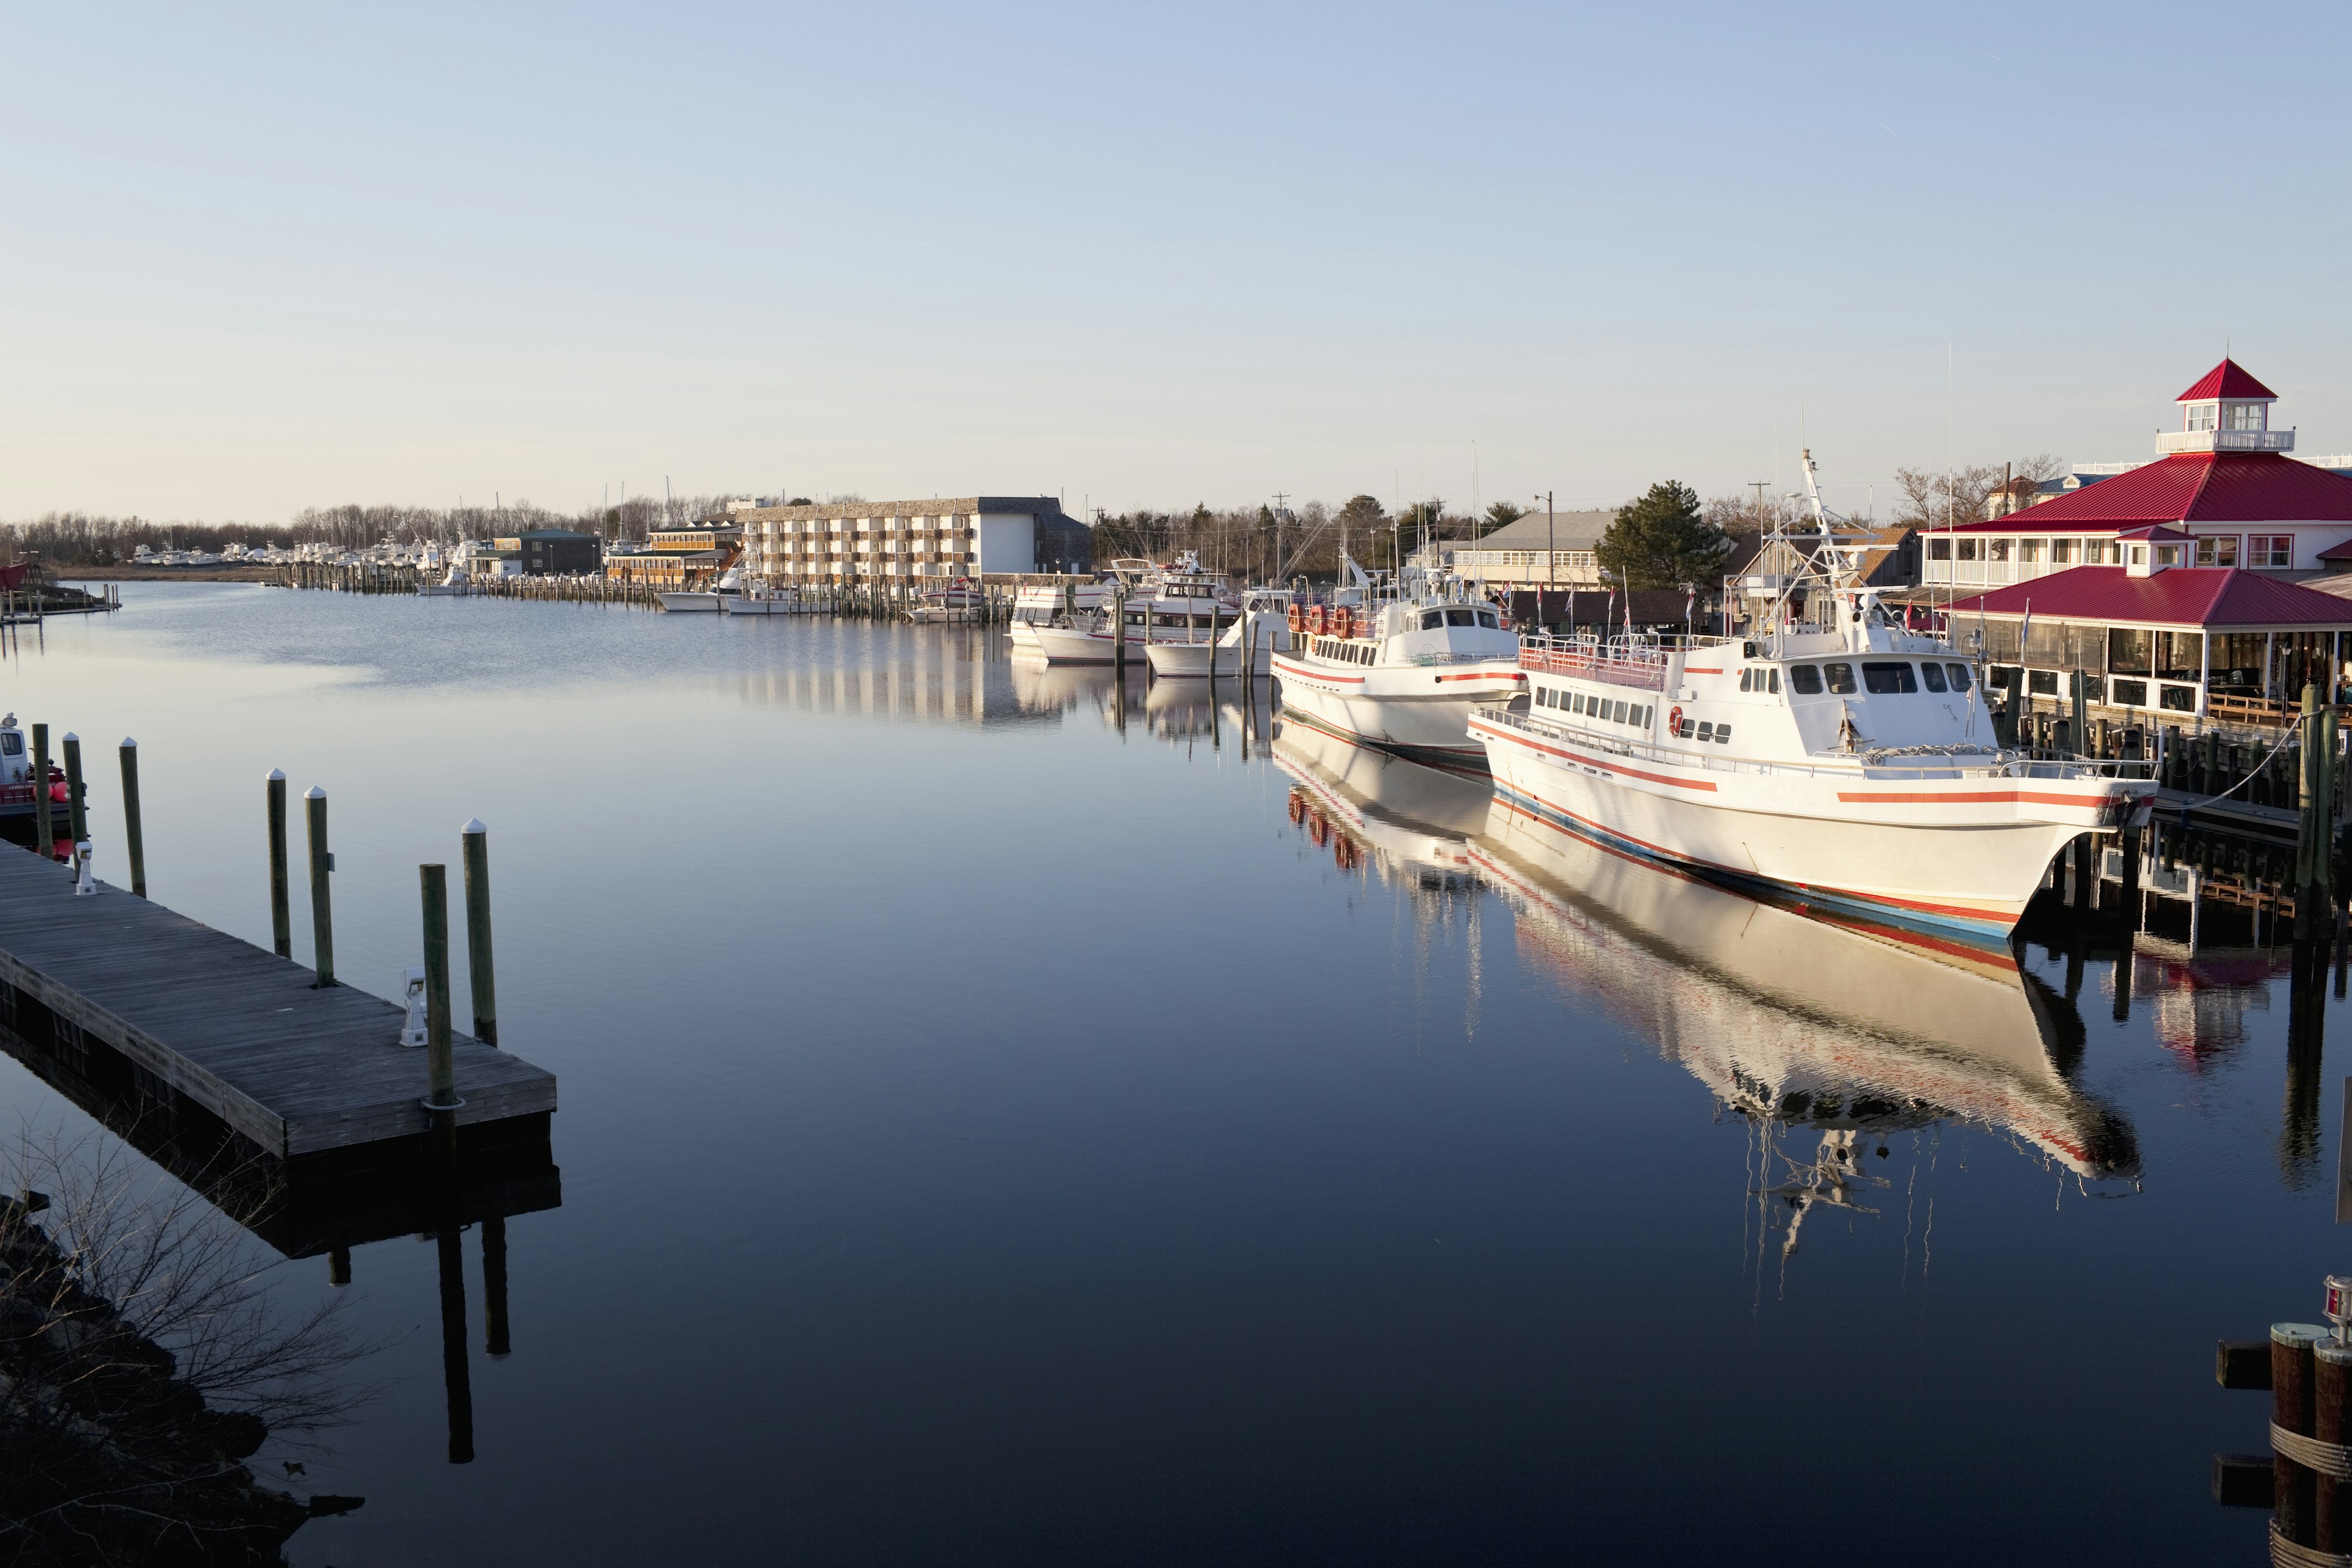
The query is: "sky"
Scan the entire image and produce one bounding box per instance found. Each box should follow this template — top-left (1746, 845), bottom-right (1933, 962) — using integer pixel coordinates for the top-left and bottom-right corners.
top-left (4, 1), bottom-right (2348, 525)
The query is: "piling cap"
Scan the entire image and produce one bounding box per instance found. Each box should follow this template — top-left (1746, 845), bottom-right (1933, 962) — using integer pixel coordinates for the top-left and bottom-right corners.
top-left (120, 737), bottom-right (135, 748)
top-left (2274, 1323), bottom-right (2334, 1348)
top-left (304, 785), bottom-right (325, 799)
top-left (266, 767), bottom-right (285, 781)
top-left (62, 732), bottom-right (77, 744)
top-left (462, 818), bottom-right (487, 835)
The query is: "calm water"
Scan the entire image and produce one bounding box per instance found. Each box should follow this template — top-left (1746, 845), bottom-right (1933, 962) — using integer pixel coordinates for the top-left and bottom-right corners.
top-left (2, 582), bottom-right (2341, 1564)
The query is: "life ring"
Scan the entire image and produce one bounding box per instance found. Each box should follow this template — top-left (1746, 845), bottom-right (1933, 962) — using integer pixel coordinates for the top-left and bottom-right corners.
top-left (1668, 706), bottom-right (1683, 737)
top-left (1287, 604), bottom-right (1303, 635)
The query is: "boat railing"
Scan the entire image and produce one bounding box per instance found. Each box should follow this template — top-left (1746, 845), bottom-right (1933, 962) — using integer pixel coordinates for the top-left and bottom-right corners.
top-left (1490, 710), bottom-right (2158, 783)
top-left (1517, 638), bottom-right (1673, 692)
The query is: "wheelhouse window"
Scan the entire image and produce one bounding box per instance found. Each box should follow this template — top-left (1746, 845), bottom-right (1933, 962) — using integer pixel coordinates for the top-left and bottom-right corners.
top-left (1861, 662), bottom-right (1918, 694)
top-left (1789, 665), bottom-right (1824, 695)
top-left (1421, 611), bottom-right (1444, 630)
top-left (1920, 663), bottom-right (1949, 693)
top-left (1476, 611), bottom-right (1498, 628)
top-left (1945, 663), bottom-right (1972, 691)
top-left (1822, 663), bottom-right (1856, 695)
top-left (1445, 608), bottom-right (1474, 626)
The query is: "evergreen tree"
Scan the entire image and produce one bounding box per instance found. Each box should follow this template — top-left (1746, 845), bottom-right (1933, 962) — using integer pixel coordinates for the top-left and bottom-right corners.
top-left (1596, 481), bottom-right (1731, 590)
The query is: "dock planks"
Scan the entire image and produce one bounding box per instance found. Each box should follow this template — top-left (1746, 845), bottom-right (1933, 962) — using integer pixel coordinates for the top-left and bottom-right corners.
top-left (0, 848), bottom-right (555, 1156)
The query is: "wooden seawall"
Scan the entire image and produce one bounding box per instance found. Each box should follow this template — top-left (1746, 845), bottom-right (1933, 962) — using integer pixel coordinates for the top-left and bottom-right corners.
top-left (0, 849), bottom-right (556, 1158)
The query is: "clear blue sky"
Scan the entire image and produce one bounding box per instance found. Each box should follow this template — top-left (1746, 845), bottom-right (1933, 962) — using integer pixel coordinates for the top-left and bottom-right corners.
top-left (4, 2), bottom-right (2346, 524)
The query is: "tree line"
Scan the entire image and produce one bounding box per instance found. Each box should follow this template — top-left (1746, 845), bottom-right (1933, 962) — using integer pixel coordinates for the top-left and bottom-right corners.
top-left (3, 456), bottom-right (2065, 575)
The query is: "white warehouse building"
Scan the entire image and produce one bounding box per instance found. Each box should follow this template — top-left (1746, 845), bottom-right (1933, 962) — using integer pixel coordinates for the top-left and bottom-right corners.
top-left (737, 495), bottom-right (1087, 584)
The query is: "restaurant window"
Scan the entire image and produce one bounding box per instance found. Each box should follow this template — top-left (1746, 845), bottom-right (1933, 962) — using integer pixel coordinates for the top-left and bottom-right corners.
top-left (2027, 669), bottom-right (2058, 696)
top-left (2108, 627), bottom-right (2154, 676)
top-left (2018, 540), bottom-right (2043, 563)
top-left (2156, 631), bottom-right (2203, 680)
top-left (2195, 535), bottom-right (2239, 568)
top-left (2188, 402), bottom-right (2218, 432)
top-left (1927, 538), bottom-right (1952, 561)
top-left (1988, 540), bottom-right (2011, 562)
top-left (2049, 539), bottom-right (2075, 565)
top-left (2226, 402), bottom-right (2266, 431)
top-left (2160, 684), bottom-right (2198, 712)
top-left (2110, 679), bottom-right (2149, 707)
top-left (1956, 540), bottom-right (1980, 562)
top-left (2253, 535), bottom-right (2294, 568)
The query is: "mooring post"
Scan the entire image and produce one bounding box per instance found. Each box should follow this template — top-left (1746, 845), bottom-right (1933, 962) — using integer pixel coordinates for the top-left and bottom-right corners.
top-left (305, 786), bottom-right (334, 987)
top-left (266, 769), bottom-right (291, 957)
top-left (461, 818), bottom-right (497, 1047)
top-left (435, 1226), bottom-right (475, 1464)
top-left (2277, 1322), bottom-right (2330, 1548)
top-left (420, 864), bottom-right (459, 1112)
top-left (31, 723), bottom-right (52, 859)
top-left (483, 1215), bottom-right (511, 1357)
top-left (1207, 601), bottom-right (1220, 684)
top-left (1114, 587), bottom-right (1127, 673)
top-left (2320, 1340), bottom-right (2352, 1550)
top-left (61, 732), bottom-right (86, 846)
top-left (2072, 833), bottom-right (2095, 911)
top-left (118, 739), bottom-right (146, 897)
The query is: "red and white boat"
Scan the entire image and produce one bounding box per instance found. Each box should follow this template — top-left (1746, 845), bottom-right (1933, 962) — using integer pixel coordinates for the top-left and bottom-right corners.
top-left (1472, 451), bottom-right (2153, 938)
top-left (1272, 562), bottom-right (1523, 768)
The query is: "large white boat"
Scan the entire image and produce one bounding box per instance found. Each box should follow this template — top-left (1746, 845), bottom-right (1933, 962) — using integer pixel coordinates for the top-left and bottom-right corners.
top-left (1471, 450), bottom-right (2154, 938)
top-left (659, 565), bottom-right (744, 613)
top-left (1142, 587), bottom-right (1294, 678)
top-left (717, 580), bottom-right (801, 616)
top-left (1010, 554), bottom-right (1237, 664)
top-left (1271, 559), bottom-right (1523, 767)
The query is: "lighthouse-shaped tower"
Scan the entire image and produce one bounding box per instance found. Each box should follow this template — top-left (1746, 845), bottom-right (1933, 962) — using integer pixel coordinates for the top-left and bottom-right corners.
top-left (2159, 359), bottom-right (2294, 455)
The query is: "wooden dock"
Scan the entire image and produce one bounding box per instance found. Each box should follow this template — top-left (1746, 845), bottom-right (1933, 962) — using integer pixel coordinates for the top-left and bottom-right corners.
top-left (0, 848), bottom-right (556, 1158)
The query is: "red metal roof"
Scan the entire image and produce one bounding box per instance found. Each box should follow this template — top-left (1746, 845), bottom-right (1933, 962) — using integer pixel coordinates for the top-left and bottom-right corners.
top-left (1941, 453), bottom-right (2352, 533)
top-left (1944, 566), bottom-right (2352, 628)
top-left (2177, 358), bottom-right (2277, 402)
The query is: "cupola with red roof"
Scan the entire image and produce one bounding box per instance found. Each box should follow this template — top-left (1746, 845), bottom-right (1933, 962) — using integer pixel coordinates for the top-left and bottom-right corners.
top-left (2162, 358), bottom-right (2291, 455)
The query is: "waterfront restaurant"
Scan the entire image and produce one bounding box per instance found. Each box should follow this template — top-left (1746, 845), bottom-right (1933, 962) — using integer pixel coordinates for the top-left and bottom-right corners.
top-left (1920, 359), bottom-right (2352, 590)
top-left (1944, 554), bottom-right (2352, 726)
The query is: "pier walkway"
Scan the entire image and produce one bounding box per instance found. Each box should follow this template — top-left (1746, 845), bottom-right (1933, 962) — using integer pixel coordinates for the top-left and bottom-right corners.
top-left (0, 850), bottom-right (555, 1158)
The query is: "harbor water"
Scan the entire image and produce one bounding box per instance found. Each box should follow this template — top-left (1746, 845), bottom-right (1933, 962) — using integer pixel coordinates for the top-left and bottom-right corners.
top-left (1, 581), bottom-right (2342, 1564)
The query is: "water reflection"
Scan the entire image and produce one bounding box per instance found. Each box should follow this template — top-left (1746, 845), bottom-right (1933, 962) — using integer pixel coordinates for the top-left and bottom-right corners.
top-left (1272, 728), bottom-right (2144, 1268)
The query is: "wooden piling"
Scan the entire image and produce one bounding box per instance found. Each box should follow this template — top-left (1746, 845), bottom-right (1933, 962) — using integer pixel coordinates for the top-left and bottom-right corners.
top-left (266, 770), bottom-right (291, 959)
top-left (420, 864), bottom-right (458, 1110)
top-left (32, 724), bottom-right (52, 859)
top-left (118, 739), bottom-right (146, 897)
top-left (2276, 1322), bottom-right (2330, 1548)
top-left (435, 1226), bottom-right (474, 1464)
top-left (483, 1215), bottom-right (510, 1357)
top-left (61, 733), bottom-right (86, 847)
top-left (2072, 833), bottom-right (2095, 911)
top-left (2319, 1340), bottom-right (2352, 1550)
top-left (461, 820), bottom-right (497, 1047)
top-left (2120, 824), bottom-right (2143, 924)
top-left (305, 786), bottom-right (334, 987)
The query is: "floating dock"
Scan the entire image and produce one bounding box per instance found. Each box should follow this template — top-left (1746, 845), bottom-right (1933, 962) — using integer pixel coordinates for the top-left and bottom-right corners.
top-left (0, 848), bottom-right (556, 1158)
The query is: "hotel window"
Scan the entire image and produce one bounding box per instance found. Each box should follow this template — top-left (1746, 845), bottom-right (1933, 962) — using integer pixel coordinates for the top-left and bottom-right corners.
top-left (2194, 535), bottom-right (2239, 568)
top-left (2253, 535), bottom-right (2294, 568)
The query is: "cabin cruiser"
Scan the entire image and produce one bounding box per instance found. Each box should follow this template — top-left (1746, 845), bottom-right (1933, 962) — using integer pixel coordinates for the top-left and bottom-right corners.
top-left (717, 578), bottom-right (801, 615)
top-left (1272, 556), bottom-right (1523, 767)
top-left (659, 565), bottom-right (744, 613)
top-left (1011, 553), bottom-right (1239, 664)
top-left (1471, 449), bottom-right (2154, 937)
top-left (1143, 587), bottom-right (1294, 677)
top-left (906, 581), bottom-right (982, 623)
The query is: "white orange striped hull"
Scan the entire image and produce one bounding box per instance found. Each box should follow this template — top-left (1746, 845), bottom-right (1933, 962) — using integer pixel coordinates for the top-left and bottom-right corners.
top-left (1472, 713), bottom-right (2150, 937)
top-left (1273, 654), bottom-right (1523, 765)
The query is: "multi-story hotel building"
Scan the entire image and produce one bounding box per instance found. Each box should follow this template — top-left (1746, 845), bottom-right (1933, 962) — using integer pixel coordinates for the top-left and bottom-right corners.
top-left (736, 496), bottom-right (1084, 584)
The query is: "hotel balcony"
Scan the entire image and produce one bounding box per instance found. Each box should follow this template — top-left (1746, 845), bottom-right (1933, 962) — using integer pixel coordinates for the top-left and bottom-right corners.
top-left (2155, 428), bottom-right (2294, 454)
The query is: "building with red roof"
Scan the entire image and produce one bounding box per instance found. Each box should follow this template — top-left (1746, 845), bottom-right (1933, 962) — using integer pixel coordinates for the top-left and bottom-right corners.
top-left (1943, 554), bottom-right (2352, 723)
top-left (1922, 360), bottom-right (2352, 592)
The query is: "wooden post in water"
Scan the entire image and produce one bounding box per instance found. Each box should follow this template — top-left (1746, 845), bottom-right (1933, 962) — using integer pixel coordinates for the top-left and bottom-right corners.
top-left (483, 1215), bottom-right (510, 1357)
top-left (1207, 601), bottom-right (1220, 685)
top-left (2277, 1322), bottom-right (2329, 1549)
top-left (2071, 834), bottom-right (2095, 911)
top-left (266, 770), bottom-right (291, 957)
top-left (2319, 1340), bottom-right (2352, 1550)
top-left (420, 864), bottom-right (458, 1112)
top-left (118, 739), bottom-right (146, 897)
top-left (305, 786), bottom-right (334, 987)
top-left (435, 1226), bottom-right (475, 1464)
top-left (461, 819), bottom-right (497, 1047)
top-left (1114, 587), bottom-right (1127, 673)
top-left (61, 733), bottom-right (86, 848)
top-left (2301, 684), bottom-right (2326, 943)
top-left (31, 724), bottom-right (52, 859)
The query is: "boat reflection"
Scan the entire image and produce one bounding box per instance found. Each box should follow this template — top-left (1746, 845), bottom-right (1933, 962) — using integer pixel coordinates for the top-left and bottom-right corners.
top-left (1472, 802), bottom-right (2141, 1197)
top-left (1269, 726), bottom-right (2144, 1263)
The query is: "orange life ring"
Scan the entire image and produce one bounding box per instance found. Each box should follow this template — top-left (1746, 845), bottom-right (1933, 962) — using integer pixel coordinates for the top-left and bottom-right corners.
top-left (1287, 604), bottom-right (1303, 635)
top-left (1668, 706), bottom-right (1683, 736)
top-left (1305, 605), bottom-right (1325, 636)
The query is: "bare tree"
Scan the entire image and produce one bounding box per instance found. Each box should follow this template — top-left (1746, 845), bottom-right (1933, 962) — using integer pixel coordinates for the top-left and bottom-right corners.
top-left (0, 1128), bottom-right (379, 1566)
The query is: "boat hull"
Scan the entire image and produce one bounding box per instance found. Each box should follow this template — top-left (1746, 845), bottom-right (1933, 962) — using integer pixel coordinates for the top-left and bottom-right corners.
top-left (1472, 712), bottom-right (2143, 938)
top-left (717, 595), bottom-right (799, 615)
top-left (1273, 654), bottom-right (1523, 767)
top-left (657, 592), bottom-right (722, 612)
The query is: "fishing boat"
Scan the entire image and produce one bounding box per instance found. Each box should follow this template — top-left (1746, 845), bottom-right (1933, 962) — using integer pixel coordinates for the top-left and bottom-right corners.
top-left (0, 715), bottom-right (66, 824)
top-left (659, 565), bottom-right (744, 613)
top-left (717, 579), bottom-right (801, 616)
top-left (907, 581), bottom-right (983, 623)
top-left (1270, 557), bottom-right (1523, 767)
top-left (1011, 554), bottom-right (1237, 664)
top-left (1471, 450), bottom-right (2154, 938)
top-left (1142, 587), bottom-right (1294, 678)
